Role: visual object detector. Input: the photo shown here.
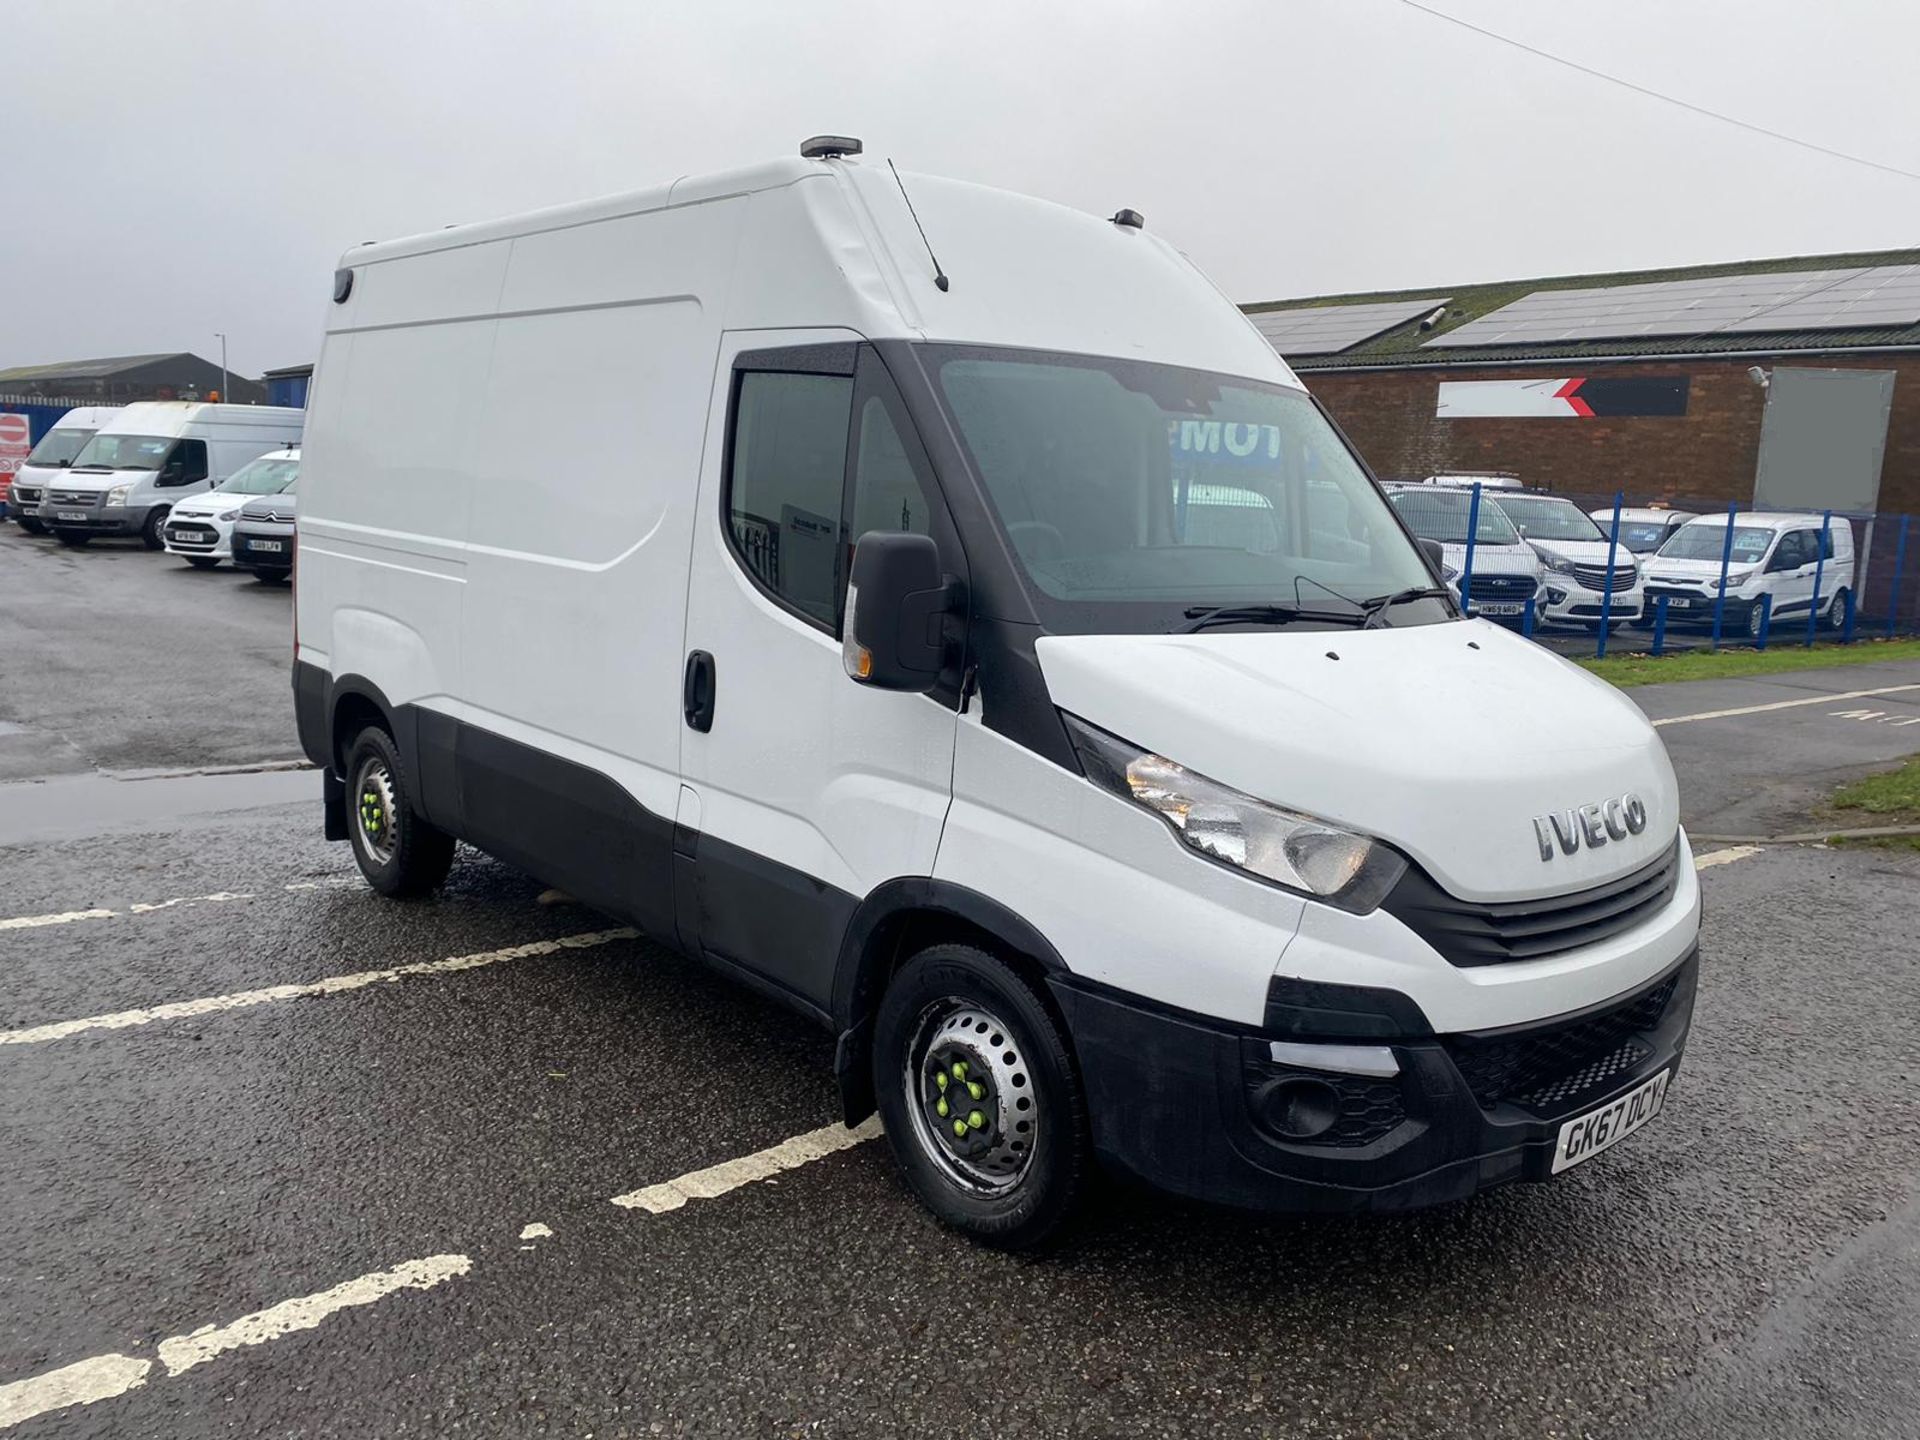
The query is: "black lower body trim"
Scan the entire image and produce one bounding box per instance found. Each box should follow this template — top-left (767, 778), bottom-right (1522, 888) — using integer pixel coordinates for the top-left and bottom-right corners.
top-left (1051, 948), bottom-right (1698, 1215)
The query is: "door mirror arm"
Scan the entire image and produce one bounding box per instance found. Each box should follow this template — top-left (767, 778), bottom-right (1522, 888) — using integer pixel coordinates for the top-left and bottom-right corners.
top-left (843, 532), bottom-right (951, 693)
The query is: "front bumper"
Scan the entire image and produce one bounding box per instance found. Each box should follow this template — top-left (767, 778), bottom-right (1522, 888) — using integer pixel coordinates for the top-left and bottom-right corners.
top-left (1540, 580), bottom-right (1644, 624)
top-left (231, 528), bottom-right (295, 570)
top-left (1050, 947), bottom-right (1697, 1215)
top-left (163, 516), bottom-right (232, 560)
top-left (41, 504), bottom-right (140, 536)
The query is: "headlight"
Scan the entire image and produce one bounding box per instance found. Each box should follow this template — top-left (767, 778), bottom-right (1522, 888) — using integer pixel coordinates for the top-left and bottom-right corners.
top-left (1062, 715), bottom-right (1408, 912)
top-left (1711, 568), bottom-right (1755, 592)
top-left (1531, 545), bottom-right (1577, 575)
top-left (218, 509), bottom-right (241, 523)
top-left (105, 485), bottom-right (131, 507)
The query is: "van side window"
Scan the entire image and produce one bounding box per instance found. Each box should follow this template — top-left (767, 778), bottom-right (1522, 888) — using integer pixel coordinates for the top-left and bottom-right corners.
top-left (727, 372), bottom-right (855, 629)
top-left (162, 439), bottom-right (210, 486)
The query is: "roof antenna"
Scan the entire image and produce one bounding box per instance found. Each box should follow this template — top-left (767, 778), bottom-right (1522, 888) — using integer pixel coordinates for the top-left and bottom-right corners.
top-left (889, 159), bottom-right (949, 293)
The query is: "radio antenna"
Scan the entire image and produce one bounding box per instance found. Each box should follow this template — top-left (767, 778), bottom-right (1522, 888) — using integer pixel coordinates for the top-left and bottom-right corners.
top-left (889, 160), bottom-right (949, 293)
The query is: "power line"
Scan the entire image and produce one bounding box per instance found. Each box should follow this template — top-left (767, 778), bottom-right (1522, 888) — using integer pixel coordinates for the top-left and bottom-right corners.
top-left (1395, 0), bottom-right (1920, 184)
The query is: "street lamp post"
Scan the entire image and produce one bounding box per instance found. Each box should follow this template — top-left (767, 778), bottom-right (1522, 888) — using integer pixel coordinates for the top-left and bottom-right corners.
top-left (215, 332), bottom-right (228, 403)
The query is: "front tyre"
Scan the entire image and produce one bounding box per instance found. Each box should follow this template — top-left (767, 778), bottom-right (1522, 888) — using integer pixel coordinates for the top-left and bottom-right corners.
top-left (343, 725), bottom-right (455, 897)
top-left (53, 530), bottom-right (91, 548)
top-left (17, 517), bottom-right (46, 535)
top-left (186, 557), bottom-right (219, 570)
top-left (873, 944), bottom-right (1089, 1249)
top-left (140, 507), bottom-right (169, 550)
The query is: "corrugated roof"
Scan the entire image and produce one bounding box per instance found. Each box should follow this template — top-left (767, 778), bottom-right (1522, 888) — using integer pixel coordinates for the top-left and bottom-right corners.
top-left (0, 353), bottom-right (197, 382)
top-left (1242, 248), bottom-right (1920, 369)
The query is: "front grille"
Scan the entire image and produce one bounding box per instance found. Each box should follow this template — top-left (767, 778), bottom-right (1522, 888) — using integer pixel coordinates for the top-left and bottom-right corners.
top-left (11, 485), bottom-right (40, 505)
top-left (1644, 585), bottom-right (1709, 602)
top-left (1442, 965), bottom-right (1686, 1114)
top-left (1384, 838), bottom-right (1682, 968)
top-left (49, 490), bottom-right (99, 507)
top-left (1467, 573), bottom-right (1538, 602)
top-left (1573, 563), bottom-right (1636, 593)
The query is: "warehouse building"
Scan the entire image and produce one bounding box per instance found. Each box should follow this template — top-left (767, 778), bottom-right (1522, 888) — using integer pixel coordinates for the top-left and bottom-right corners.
top-left (1244, 248), bottom-right (1919, 520)
top-left (0, 353), bottom-right (265, 406)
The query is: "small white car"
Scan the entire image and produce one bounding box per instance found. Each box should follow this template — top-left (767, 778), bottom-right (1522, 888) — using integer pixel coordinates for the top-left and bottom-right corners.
top-left (1593, 506), bottom-right (1699, 556)
top-left (1642, 512), bottom-right (1857, 639)
top-left (1495, 491), bottom-right (1643, 629)
top-left (1385, 484), bottom-right (1544, 623)
top-left (162, 448), bottom-right (300, 568)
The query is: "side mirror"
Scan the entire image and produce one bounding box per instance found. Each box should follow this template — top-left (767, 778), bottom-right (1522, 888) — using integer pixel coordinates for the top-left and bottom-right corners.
top-left (1417, 537), bottom-right (1446, 573)
top-left (844, 532), bottom-right (950, 692)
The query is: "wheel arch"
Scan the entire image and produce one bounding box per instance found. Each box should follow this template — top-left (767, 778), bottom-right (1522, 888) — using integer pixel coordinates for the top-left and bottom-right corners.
top-left (831, 878), bottom-right (1071, 1124)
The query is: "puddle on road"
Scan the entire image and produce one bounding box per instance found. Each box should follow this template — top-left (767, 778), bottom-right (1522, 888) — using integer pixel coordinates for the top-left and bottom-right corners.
top-left (0, 767), bottom-right (320, 847)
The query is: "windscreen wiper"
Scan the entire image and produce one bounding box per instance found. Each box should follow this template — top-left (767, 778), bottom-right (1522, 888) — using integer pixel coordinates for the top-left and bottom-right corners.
top-left (1175, 603), bottom-right (1365, 634)
top-left (1357, 585), bottom-right (1455, 629)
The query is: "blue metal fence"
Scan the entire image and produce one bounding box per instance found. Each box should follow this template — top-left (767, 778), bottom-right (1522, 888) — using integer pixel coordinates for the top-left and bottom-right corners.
top-left (1440, 481), bottom-right (1920, 660)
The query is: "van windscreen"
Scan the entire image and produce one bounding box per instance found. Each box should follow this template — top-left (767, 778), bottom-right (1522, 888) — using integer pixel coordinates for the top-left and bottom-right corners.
top-left (927, 347), bottom-right (1431, 628)
top-left (25, 428), bottom-right (96, 468)
top-left (69, 434), bottom-right (173, 471)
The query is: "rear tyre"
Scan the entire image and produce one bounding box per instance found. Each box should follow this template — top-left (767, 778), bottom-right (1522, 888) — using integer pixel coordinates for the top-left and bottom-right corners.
top-left (140, 507), bottom-right (169, 550)
top-left (1823, 588), bottom-right (1852, 632)
top-left (53, 530), bottom-right (90, 548)
top-left (186, 557), bottom-right (219, 570)
top-left (873, 943), bottom-right (1090, 1249)
top-left (343, 725), bottom-right (456, 897)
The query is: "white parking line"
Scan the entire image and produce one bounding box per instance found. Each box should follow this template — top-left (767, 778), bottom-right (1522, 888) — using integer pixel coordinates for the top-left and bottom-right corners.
top-left (1653, 683), bottom-right (1920, 728)
top-left (156, 1254), bottom-right (471, 1376)
top-left (0, 1354), bottom-right (150, 1428)
top-left (610, 1116), bottom-right (883, 1213)
top-left (0, 1118), bottom-right (883, 1430)
top-left (0, 928), bottom-right (636, 1047)
top-left (0, 878), bottom-right (359, 933)
top-left (1693, 845), bottom-right (1762, 870)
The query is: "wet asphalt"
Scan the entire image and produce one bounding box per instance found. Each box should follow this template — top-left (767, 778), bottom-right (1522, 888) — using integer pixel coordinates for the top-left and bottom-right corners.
top-left (4, 527), bottom-right (1920, 1438)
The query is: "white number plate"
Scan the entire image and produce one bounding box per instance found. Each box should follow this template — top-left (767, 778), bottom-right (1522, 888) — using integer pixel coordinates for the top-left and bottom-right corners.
top-left (1477, 602), bottom-right (1523, 617)
top-left (250, 539), bottom-right (285, 553)
top-left (1667, 597), bottom-right (1697, 609)
top-left (1552, 1068), bottom-right (1670, 1174)
top-left (56, 510), bottom-right (88, 522)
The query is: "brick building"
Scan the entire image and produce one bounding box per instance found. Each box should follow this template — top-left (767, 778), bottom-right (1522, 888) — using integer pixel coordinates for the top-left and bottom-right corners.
top-left (1244, 248), bottom-right (1920, 519)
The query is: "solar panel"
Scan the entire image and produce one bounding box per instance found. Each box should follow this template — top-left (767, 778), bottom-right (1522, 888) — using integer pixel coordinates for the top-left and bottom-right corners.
top-left (1249, 297), bottom-right (1451, 356)
top-left (1424, 264), bottom-right (1920, 348)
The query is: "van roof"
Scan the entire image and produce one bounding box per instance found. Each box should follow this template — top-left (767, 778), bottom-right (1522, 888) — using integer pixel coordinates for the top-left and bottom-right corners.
top-left (333, 152), bottom-right (1293, 385)
top-left (98, 401), bottom-right (305, 437)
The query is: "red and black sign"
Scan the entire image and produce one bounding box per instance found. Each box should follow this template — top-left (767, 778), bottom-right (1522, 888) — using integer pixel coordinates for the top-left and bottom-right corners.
top-left (1438, 377), bottom-right (1691, 418)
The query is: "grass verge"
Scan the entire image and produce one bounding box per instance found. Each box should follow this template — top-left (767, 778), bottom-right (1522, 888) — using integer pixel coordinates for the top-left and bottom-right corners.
top-left (1576, 637), bottom-right (1920, 689)
top-left (1826, 756), bottom-right (1920, 851)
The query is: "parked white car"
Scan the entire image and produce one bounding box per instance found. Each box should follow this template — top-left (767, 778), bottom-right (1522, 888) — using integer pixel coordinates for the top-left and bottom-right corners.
top-left (1385, 484), bottom-right (1545, 623)
top-left (162, 448), bottom-right (299, 568)
top-left (1495, 491), bottom-right (1643, 628)
top-left (1642, 512), bottom-right (1856, 639)
top-left (1593, 506), bottom-right (1699, 556)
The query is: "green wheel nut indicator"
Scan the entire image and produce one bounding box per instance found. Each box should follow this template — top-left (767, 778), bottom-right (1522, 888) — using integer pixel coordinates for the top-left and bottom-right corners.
top-left (967, 1110), bottom-right (986, 1130)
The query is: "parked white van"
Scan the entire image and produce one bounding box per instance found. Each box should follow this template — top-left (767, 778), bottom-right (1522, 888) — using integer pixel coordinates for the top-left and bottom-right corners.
top-left (1594, 506), bottom-right (1699, 556)
top-left (5, 405), bottom-right (123, 535)
top-left (1643, 511), bottom-right (1856, 639)
top-left (1494, 491), bottom-right (1644, 629)
top-left (295, 140), bottom-right (1700, 1245)
top-left (39, 401), bottom-right (304, 549)
top-left (1383, 484), bottom-right (1546, 624)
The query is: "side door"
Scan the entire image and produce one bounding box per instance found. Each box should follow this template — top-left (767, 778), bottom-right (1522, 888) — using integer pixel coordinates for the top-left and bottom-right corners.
top-left (150, 438), bottom-right (210, 509)
top-left (678, 338), bottom-right (965, 1017)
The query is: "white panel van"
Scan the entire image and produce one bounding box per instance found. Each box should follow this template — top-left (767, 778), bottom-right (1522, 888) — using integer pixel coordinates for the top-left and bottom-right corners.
top-left (39, 401), bottom-right (304, 549)
top-left (5, 405), bottom-right (123, 535)
top-left (294, 140), bottom-right (1700, 1245)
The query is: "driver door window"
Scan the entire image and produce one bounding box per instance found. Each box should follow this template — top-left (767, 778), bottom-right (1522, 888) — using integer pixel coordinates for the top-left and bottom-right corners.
top-left (159, 439), bottom-right (209, 488)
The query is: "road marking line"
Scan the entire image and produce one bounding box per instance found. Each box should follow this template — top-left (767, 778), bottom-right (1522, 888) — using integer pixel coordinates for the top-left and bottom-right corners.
top-left (0, 1354), bottom-right (151, 1429)
top-left (0, 878), bottom-right (359, 932)
top-left (156, 1254), bottom-right (471, 1377)
top-left (1694, 845), bottom-right (1763, 870)
top-left (1653, 683), bottom-right (1920, 727)
top-left (610, 1115), bottom-right (883, 1213)
top-left (0, 908), bottom-right (116, 931)
top-left (0, 928), bottom-right (636, 1047)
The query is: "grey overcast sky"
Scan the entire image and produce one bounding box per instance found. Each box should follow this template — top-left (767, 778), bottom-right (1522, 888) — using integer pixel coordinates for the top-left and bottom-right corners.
top-left (5, 0), bottom-right (1919, 378)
